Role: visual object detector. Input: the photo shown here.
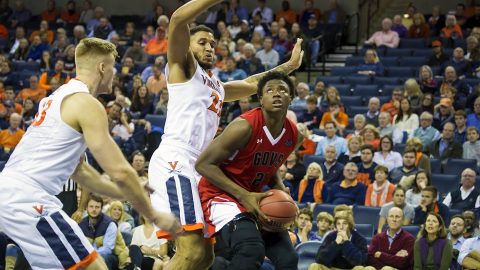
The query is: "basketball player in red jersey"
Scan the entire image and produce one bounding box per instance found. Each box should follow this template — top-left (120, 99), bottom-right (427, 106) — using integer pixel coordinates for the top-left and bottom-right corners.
top-left (196, 72), bottom-right (303, 269)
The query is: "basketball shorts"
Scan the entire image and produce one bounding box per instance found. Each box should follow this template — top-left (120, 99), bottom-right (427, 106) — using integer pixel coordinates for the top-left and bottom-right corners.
top-left (203, 197), bottom-right (244, 237)
top-left (149, 144), bottom-right (208, 239)
top-left (0, 175), bottom-right (97, 270)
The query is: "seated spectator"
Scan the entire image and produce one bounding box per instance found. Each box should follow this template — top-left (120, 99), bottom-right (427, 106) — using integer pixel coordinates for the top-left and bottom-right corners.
top-left (463, 210), bottom-right (479, 238)
top-left (131, 150), bottom-right (147, 178)
top-left (29, 20), bottom-right (54, 45)
top-left (0, 113), bottom-right (24, 154)
top-left (373, 135), bottom-right (402, 171)
top-left (122, 38), bottom-right (148, 65)
top-left (299, 0), bottom-right (321, 27)
top-left (409, 12), bottom-right (429, 38)
top-left (218, 56), bottom-right (247, 82)
top-left (405, 137), bottom-right (431, 176)
top-left (41, 0), bottom-right (59, 22)
top-left (285, 151), bottom-right (306, 192)
top-left (413, 186), bottom-right (450, 225)
top-left (319, 86), bottom-right (342, 113)
top-left (441, 14), bottom-right (463, 40)
top-left (273, 27), bottom-right (293, 62)
top-left (15, 75), bottom-right (46, 103)
top-left (415, 93), bottom-right (435, 117)
top-left (319, 102), bottom-right (348, 135)
top-left (255, 36), bottom-right (279, 70)
top-left (79, 0), bottom-right (94, 24)
top-left (89, 16), bottom-right (116, 41)
top-left (405, 170), bottom-right (431, 207)
top-left (277, 164), bottom-right (295, 199)
top-left (357, 144), bottom-right (378, 186)
top-left (413, 111), bottom-right (441, 148)
top-left (465, 36), bottom-right (480, 74)
top-left (9, 0), bottom-right (32, 28)
top-left (389, 148), bottom-right (419, 187)
top-left (377, 186), bottom-right (415, 233)
top-left (276, 0), bottom-right (297, 25)
top-left (299, 96), bottom-right (323, 130)
top-left (40, 50), bottom-right (53, 72)
top-left (21, 97), bottom-right (35, 128)
top-left (365, 165), bottom-right (395, 207)
top-left (465, 4), bottom-right (480, 30)
top-left (290, 82), bottom-right (310, 111)
top-left (457, 221), bottom-right (480, 269)
top-left (443, 168), bottom-right (480, 212)
top-left (146, 63), bottom-right (166, 96)
top-left (428, 5), bottom-right (445, 36)
top-left (338, 135), bottom-right (362, 165)
top-left (444, 47), bottom-right (472, 78)
top-left (106, 201), bottom-right (134, 234)
top-left (433, 98), bottom-right (455, 131)
top-left (11, 38), bottom-right (29, 61)
top-left (315, 121), bottom-right (347, 157)
top-left (393, 98), bottom-right (419, 142)
top-left (454, 109), bottom-right (468, 144)
top-left (404, 78), bottom-right (423, 111)
top-left (413, 212), bottom-right (453, 269)
top-left (346, 114), bottom-right (366, 139)
top-left (456, 3), bottom-right (468, 26)
top-left (448, 215), bottom-right (466, 270)
top-left (427, 40), bottom-right (450, 67)
top-left (320, 144), bottom-right (345, 185)
top-left (467, 96), bottom-right (480, 130)
top-left (297, 162), bottom-right (327, 204)
top-left (364, 97), bottom-right (380, 126)
top-left (364, 17), bottom-right (400, 48)
top-left (60, 0), bottom-right (80, 24)
top-left (310, 211), bottom-right (368, 269)
top-left (27, 35), bottom-right (49, 62)
top-left (391, 14), bottom-right (408, 38)
top-left (378, 112), bottom-right (394, 138)
top-left (130, 85), bottom-right (153, 119)
top-left (427, 122), bottom-right (463, 165)
top-left (380, 88), bottom-right (402, 120)
top-left (302, 13), bottom-right (322, 66)
top-left (295, 124), bottom-right (315, 159)
top-left (327, 162), bottom-right (367, 205)
top-left (39, 59), bottom-right (71, 92)
top-left (154, 89), bottom-right (168, 115)
top-left (355, 49), bottom-right (384, 76)
top-left (312, 212), bottom-right (334, 243)
top-left (144, 26), bottom-right (168, 56)
top-left (463, 127), bottom-right (480, 167)
top-left (368, 207), bottom-right (416, 270)
top-left (62, 44), bottom-right (76, 73)
top-left (292, 208), bottom-right (316, 245)
top-left (230, 97), bottom-right (251, 121)
top-left (236, 43), bottom-right (264, 75)
top-left (361, 125), bottom-right (380, 151)
top-left (418, 65), bottom-right (439, 95)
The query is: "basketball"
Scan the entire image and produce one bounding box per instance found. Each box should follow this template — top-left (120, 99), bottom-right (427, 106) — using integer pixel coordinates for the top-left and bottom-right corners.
top-left (259, 189), bottom-right (298, 232)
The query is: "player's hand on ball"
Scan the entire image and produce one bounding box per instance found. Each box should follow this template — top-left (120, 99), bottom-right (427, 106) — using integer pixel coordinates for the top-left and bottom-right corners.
top-left (151, 212), bottom-right (182, 238)
top-left (288, 38), bottom-right (304, 70)
top-left (240, 191), bottom-right (272, 221)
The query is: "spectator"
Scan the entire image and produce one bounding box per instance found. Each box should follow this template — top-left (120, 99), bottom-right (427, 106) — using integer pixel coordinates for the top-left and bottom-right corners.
top-left (381, 88), bottom-right (402, 120)
top-left (455, 3), bottom-right (468, 27)
top-left (357, 144), bottom-right (378, 186)
top-left (236, 43), bottom-right (264, 75)
top-left (378, 112), bottom-right (394, 138)
top-left (251, 0), bottom-right (273, 24)
top-left (62, 44), bottom-right (76, 73)
top-left (467, 96), bottom-right (480, 130)
top-left (404, 78), bottom-right (423, 111)
top-left (355, 49), bottom-right (385, 76)
top-left (409, 12), bottom-right (430, 39)
top-left (338, 135), bottom-right (362, 165)
top-left (322, 0), bottom-right (345, 24)
top-left (427, 40), bottom-right (450, 67)
top-left (347, 114), bottom-right (365, 138)
top-left (141, 56), bottom-right (165, 83)
top-left (405, 170), bottom-right (431, 207)
top-left (275, 0), bottom-right (296, 25)
top-left (29, 20), bottom-right (54, 45)
top-left (9, 0), bottom-right (31, 28)
top-left (8, 25), bottom-right (25, 56)
top-left (143, 2), bottom-right (165, 26)
top-left (79, 194), bottom-right (119, 269)
top-left (60, 0), bottom-right (80, 24)
top-left (226, 0), bottom-right (249, 23)
top-left (229, 97), bottom-right (251, 121)
top-left (441, 14), bottom-right (463, 39)
top-left (444, 47), bottom-right (472, 77)
top-left (457, 222), bottom-right (480, 269)
top-left (406, 137), bottom-right (432, 176)
top-left (218, 56), bottom-right (247, 82)
top-left (141, 25), bottom-right (156, 47)
top-left (364, 97), bottom-right (380, 126)
top-left (361, 125), bottom-right (380, 150)
top-left (413, 111), bottom-right (441, 149)
top-left (418, 65), bottom-right (439, 95)
top-left (27, 35), bottom-right (49, 62)
top-left (20, 97), bottom-right (35, 127)
top-left (11, 37), bottom-right (29, 61)
top-left (0, 87), bottom-right (22, 127)
top-left (462, 210), bottom-right (479, 238)
top-left (40, 50), bottom-right (53, 72)
top-left (276, 164), bottom-right (295, 199)
top-left (146, 63), bottom-right (166, 96)
top-left (416, 93), bottom-right (435, 116)
top-left (302, 14), bottom-right (322, 66)
top-left (440, 66), bottom-right (471, 105)
top-left (299, 96), bottom-right (323, 130)
top-left (130, 85), bottom-right (154, 119)
top-left (455, 109), bottom-right (468, 144)
top-left (433, 97), bottom-right (455, 131)
top-left (448, 215), bottom-right (466, 257)
top-left (299, 0), bottom-right (321, 27)
top-left (72, 24), bottom-right (87, 45)
top-left (392, 14), bottom-right (408, 38)
top-left (319, 86), bottom-right (341, 112)
top-left (89, 16), bottom-right (116, 41)
top-left (296, 123), bottom-right (315, 159)
top-left (312, 212), bottom-right (334, 243)
top-left (367, 207), bottom-right (416, 270)
top-left (389, 148), bottom-right (419, 187)
top-left (320, 144), bottom-right (345, 185)
top-left (465, 36), bottom-right (480, 71)
top-left (463, 126), bottom-right (480, 166)
top-left (122, 38), bottom-right (148, 65)
top-left (293, 208), bottom-right (316, 244)
top-left (443, 168), bottom-right (480, 212)
top-left (428, 5), bottom-right (445, 36)
top-left (154, 89), bottom-right (168, 115)
top-left (365, 165), bottom-right (395, 207)
top-left (377, 186), bottom-right (415, 233)
top-left (373, 135), bottom-right (402, 172)
top-left (297, 162), bottom-right (327, 204)
top-left (235, 20), bottom-right (251, 42)
top-left (314, 121), bottom-right (347, 157)
top-left (131, 150), bottom-right (147, 178)
top-left (106, 200), bottom-right (133, 234)
top-left (290, 82), bottom-right (309, 111)
top-left (327, 162), bottom-right (367, 205)
top-left (393, 98), bottom-right (419, 143)
top-left (0, 112), bottom-right (24, 154)
top-left (310, 211), bottom-right (368, 269)
top-left (39, 59), bottom-right (70, 92)
top-left (118, 22), bottom-right (139, 47)
top-left (413, 186), bottom-right (450, 226)
top-left (273, 27), bottom-right (294, 61)
top-left (319, 102), bottom-right (348, 134)
top-left (41, 0), bottom-right (59, 22)
top-left (15, 75), bottom-right (46, 103)
top-left (365, 18), bottom-right (400, 48)
top-left (413, 212), bottom-right (453, 270)
top-left (255, 36), bottom-right (279, 70)
top-left (285, 151), bottom-right (306, 192)
top-left (0, 60), bottom-right (14, 86)
top-left (428, 122), bottom-right (463, 164)
top-left (79, 0), bottom-right (94, 24)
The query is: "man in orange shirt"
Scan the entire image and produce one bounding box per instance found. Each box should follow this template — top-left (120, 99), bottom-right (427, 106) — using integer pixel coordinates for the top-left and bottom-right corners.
top-left (320, 102), bottom-right (348, 134)
top-left (16, 75), bottom-right (46, 102)
top-left (0, 87), bottom-right (23, 121)
top-left (276, 0), bottom-right (297, 25)
top-left (381, 88), bottom-right (402, 121)
top-left (146, 63), bottom-right (166, 95)
top-left (144, 26), bottom-right (168, 55)
top-left (39, 59), bottom-right (70, 92)
top-left (0, 113), bottom-right (25, 153)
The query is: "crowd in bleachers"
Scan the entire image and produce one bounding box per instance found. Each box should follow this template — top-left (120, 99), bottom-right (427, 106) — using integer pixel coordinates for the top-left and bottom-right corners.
top-left (0, 0), bottom-right (479, 269)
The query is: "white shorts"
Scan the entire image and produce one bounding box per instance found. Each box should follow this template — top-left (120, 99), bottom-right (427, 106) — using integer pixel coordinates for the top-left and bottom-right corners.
top-left (149, 144), bottom-right (207, 238)
top-left (0, 175), bottom-right (97, 270)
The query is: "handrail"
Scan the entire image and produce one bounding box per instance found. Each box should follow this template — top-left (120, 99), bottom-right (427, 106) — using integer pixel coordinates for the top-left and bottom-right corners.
top-left (366, 0), bottom-right (380, 37)
top-left (348, 12), bottom-right (361, 54)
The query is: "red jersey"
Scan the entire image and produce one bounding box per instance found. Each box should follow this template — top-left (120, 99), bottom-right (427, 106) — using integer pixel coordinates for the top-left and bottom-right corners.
top-left (199, 108), bottom-right (298, 211)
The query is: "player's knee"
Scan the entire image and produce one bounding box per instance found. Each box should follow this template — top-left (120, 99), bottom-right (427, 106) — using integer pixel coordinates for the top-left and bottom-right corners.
top-left (235, 240), bottom-right (265, 268)
top-left (177, 245), bottom-right (208, 264)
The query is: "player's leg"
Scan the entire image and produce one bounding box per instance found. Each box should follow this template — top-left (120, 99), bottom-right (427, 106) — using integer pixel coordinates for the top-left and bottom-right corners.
top-left (164, 230), bottom-right (211, 270)
top-left (263, 230), bottom-right (298, 270)
top-left (197, 239), bottom-right (214, 269)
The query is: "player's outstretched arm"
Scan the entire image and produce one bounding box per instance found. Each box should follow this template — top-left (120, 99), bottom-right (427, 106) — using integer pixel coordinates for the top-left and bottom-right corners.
top-left (63, 93), bottom-right (181, 236)
top-left (195, 118), bottom-right (271, 220)
top-left (71, 161), bottom-right (124, 200)
top-left (222, 38), bottom-right (304, 102)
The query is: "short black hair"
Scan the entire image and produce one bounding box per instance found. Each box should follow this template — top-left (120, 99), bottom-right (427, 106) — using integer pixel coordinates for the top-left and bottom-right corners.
top-left (190, 25), bottom-right (214, 36)
top-left (88, 194), bottom-right (104, 208)
top-left (257, 72), bottom-right (295, 99)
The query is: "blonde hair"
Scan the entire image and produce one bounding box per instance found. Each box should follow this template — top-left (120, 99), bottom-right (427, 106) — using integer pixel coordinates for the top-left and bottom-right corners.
top-left (305, 162), bottom-right (323, 180)
top-left (348, 135), bottom-right (363, 150)
top-left (334, 211), bottom-right (355, 231)
top-left (404, 78), bottom-right (423, 97)
top-left (75, 37), bottom-right (118, 65)
top-left (412, 12), bottom-right (425, 24)
top-left (406, 137), bottom-right (423, 151)
top-left (107, 201), bottom-right (128, 223)
top-left (316, 211), bottom-right (334, 224)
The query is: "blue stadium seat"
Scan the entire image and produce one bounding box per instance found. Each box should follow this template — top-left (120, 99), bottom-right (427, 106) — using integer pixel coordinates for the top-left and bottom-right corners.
top-left (330, 84), bottom-right (352, 96)
top-left (312, 203), bottom-right (337, 218)
top-left (346, 106), bottom-right (368, 117)
top-left (465, 78), bottom-right (480, 88)
top-left (393, 143), bottom-right (405, 154)
top-left (402, 225), bottom-right (420, 237)
top-left (340, 96), bottom-right (363, 107)
top-left (331, 67), bottom-right (356, 76)
top-left (378, 96), bottom-right (390, 104)
top-left (316, 76), bottom-right (342, 85)
top-left (381, 57), bottom-right (400, 67)
top-left (387, 67), bottom-right (415, 78)
top-left (431, 174), bottom-right (459, 199)
top-left (399, 57), bottom-right (426, 67)
top-left (353, 206), bottom-right (381, 229)
top-left (381, 85), bottom-right (402, 96)
top-left (312, 128), bottom-right (326, 136)
top-left (303, 155), bottom-right (325, 167)
top-left (12, 61), bottom-right (41, 72)
top-left (430, 158), bottom-right (441, 174)
top-left (354, 85), bottom-right (379, 96)
top-left (296, 241), bottom-right (321, 270)
top-left (355, 224), bottom-right (374, 244)
top-left (431, 66), bottom-right (441, 76)
top-left (145, 114), bottom-right (166, 132)
top-left (444, 159), bottom-right (477, 175)
top-left (345, 56), bottom-right (365, 66)
top-left (373, 77), bottom-right (401, 86)
top-left (412, 49), bottom-right (433, 57)
top-left (385, 48), bottom-right (412, 57)
top-left (342, 76), bottom-right (371, 85)
top-left (399, 38), bottom-right (427, 49)
top-left (0, 161), bottom-right (5, 171)
top-left (454, 39), bottom-right (467, 49)
top-left (297, 203), bottom-right (309, 209)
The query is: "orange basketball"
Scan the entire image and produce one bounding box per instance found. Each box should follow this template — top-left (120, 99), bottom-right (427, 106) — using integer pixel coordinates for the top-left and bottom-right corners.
top-left (259, 189), bottom-right (298, 232)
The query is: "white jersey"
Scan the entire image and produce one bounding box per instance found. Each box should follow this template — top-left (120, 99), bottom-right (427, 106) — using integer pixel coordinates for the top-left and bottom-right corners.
top-left (161, 61), bottom-right (225, 153)
top-left (2, 79), bottom-right (88, 195)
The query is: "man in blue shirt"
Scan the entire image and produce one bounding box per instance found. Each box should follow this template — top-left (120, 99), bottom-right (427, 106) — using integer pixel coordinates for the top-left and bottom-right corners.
top-left (315, 122), bottom-right (347, 157)
top-left (457, 224), bottom-right (480, 268)
top-left (218, 56), bottom-right (247, 82)
top-left (320, 144), bottom-right (345, 185)
top-left (467, 96), bottom-right (480, 131)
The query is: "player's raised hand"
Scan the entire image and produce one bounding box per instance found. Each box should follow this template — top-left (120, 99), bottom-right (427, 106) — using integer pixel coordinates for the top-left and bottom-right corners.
top-left (240, 191), bottom-right (272, 221)
top-left (287, 38), bottom-right (304, 70)
top-left (151, 212), bottom-right (182, 238)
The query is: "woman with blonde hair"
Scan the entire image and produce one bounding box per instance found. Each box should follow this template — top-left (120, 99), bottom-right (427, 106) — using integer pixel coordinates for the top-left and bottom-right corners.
top-left (355, 49), bottom-right (384, 76)
top-left (418, 65), bottom-right (438, 95)
top-left (320, 86), bottom-right (342, 112)
top-left (361, 124), bottom-right (380, 150)
top-left (297, 162), bottom-right (327, 204)
top-left (441, 14), bottom-right (463, 39)
top-left (404, 78), bottom-right (423, 110)
top-left (408, 13), bottom-right (429, 38)
top-left (338, 135), bottom-right (362, 165)
top-left (107, 200), bottom-right (134, 233)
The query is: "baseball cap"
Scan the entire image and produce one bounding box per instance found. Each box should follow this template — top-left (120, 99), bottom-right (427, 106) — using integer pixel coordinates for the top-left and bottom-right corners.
top-left (440, 98), bottom-right (452, 107)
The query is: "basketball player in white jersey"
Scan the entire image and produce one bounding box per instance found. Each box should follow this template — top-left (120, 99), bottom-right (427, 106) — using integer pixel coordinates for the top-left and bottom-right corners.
top-left (148, 0), bottom-right (303, 269)
top-left (0, 38), bottom-right (180, 270)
